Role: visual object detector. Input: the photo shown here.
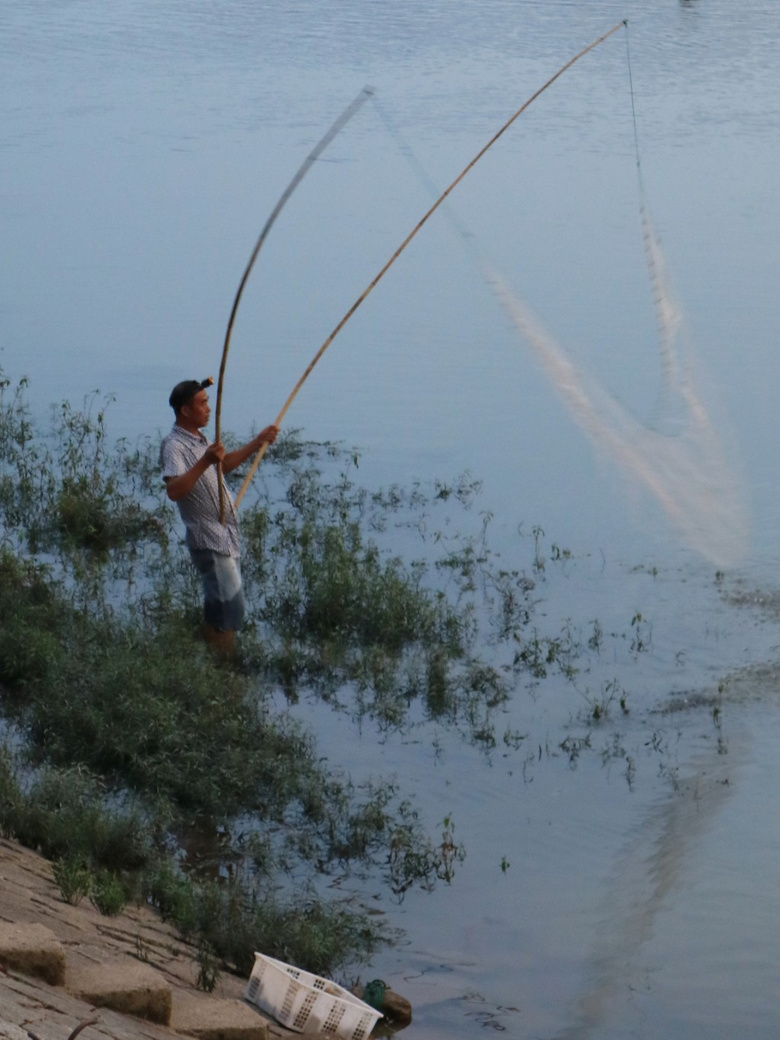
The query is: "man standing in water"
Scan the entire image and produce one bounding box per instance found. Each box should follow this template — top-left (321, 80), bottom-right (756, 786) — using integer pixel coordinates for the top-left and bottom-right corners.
top-left (160, 377), bottom-right (279, 658)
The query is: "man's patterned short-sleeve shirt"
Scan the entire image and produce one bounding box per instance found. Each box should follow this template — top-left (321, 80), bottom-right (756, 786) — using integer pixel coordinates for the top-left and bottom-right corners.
top-left (160, 425), bottom-right (240, 556)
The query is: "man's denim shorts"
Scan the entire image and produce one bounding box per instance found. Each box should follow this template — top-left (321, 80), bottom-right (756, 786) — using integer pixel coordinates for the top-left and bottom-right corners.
top-left (189, 550), bottom-right (245, 632)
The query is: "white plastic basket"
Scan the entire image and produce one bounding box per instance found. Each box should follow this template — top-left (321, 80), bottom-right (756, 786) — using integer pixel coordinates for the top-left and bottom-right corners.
top-left (244, 952), bottom-right (382, 1040)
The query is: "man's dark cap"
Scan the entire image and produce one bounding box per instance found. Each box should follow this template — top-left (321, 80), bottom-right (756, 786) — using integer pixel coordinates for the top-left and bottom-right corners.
top-left (169, 376), bottom-right (214, 412)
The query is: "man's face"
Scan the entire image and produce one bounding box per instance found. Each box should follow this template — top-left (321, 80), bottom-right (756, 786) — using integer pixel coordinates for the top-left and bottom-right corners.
top-left (182, 389), bottom-right (211, 429)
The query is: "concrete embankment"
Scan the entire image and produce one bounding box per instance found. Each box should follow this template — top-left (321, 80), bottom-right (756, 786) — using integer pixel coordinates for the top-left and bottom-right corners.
top-left (0, 838), bottom-right (316, 1040)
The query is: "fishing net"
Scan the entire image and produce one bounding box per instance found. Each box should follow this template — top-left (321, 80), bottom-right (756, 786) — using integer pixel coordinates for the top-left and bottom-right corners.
top-left (372, 70), bottom-right (749, 568)
top-left (484, 204), bottom-right (749, 567)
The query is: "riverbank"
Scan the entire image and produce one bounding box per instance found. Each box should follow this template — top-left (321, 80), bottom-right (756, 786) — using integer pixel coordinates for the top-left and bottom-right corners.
top-left (0, 837), bottom-right (299, 1040)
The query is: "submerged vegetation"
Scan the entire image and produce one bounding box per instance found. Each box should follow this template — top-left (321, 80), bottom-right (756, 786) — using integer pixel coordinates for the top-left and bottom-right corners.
top-left (0, 372), bottom-right (723, 981)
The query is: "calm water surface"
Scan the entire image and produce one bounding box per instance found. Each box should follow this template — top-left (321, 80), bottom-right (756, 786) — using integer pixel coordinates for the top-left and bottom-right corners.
top-left (3, 2), bottom-right (780, 1037)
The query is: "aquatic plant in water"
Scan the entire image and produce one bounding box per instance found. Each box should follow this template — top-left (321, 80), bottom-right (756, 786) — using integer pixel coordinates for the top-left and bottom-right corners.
top-left (0, 372), bottom-right (681, 976)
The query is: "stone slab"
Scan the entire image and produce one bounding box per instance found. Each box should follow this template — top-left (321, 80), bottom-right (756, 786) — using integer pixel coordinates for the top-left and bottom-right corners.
top-left (0, 1020), bottom-right (29, 1040)
top-left (0, 922), bottom-right (66, 986)
top-left (172, 992), bottom-right (269, 1040)
top-left (0, 969), bottom-right (176, 1040)
top-left (67, 961), bottom-right (173, 1025)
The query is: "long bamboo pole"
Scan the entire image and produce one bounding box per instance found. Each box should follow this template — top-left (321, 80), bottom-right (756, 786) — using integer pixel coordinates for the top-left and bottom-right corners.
top-left (215, 86), bottom-right (374, 522)
top-left (235, 21), bottom-right (626, 509)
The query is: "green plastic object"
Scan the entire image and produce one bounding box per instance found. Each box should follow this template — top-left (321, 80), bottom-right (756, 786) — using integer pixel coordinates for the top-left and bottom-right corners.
top-left (362, 979), bottom-right (387, 1011)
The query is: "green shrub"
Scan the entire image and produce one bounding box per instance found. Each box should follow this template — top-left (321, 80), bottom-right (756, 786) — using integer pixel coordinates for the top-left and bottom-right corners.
top-left (90, 870), bottom-right (129, 916)
top-left (52, 857), bottom-right (93, 906)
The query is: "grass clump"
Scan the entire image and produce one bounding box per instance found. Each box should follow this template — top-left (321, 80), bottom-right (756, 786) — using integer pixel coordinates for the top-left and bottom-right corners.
top-left (0, 750), bottom-right (382, 976)
top-left (0, 381), bottom-right (164, 556)
top-left (52, 856), bottom-right (92, 906)
top-left (0, 753), bottom-right (154, 873)
top-left (89, 870), bottom-right (130, 917)
top-left (239, 455), bottom-right (525, 738)
top-left (146, 862), bottom-right (382, 978)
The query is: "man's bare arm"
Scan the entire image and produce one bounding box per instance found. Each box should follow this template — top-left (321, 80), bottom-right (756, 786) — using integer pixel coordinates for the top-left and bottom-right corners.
top-left (222, 425), bottom-right (279, 475)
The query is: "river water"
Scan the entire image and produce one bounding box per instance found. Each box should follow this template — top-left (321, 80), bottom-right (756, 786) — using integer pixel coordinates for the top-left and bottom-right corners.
top-left (3, 2), bottom-right (780, 1037)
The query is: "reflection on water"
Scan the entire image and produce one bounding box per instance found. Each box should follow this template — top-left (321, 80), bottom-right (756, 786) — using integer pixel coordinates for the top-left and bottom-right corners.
top-left (553, 739), bottom-right (742, 1039)
top-left (3, 2), bottom-right (780, 1038)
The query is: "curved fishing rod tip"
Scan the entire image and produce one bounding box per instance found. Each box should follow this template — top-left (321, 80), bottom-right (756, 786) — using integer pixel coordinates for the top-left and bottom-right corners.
top-left (622, 18), bottom-right (629, 26)
top-left (364, 85), bottom-right (377, 96)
